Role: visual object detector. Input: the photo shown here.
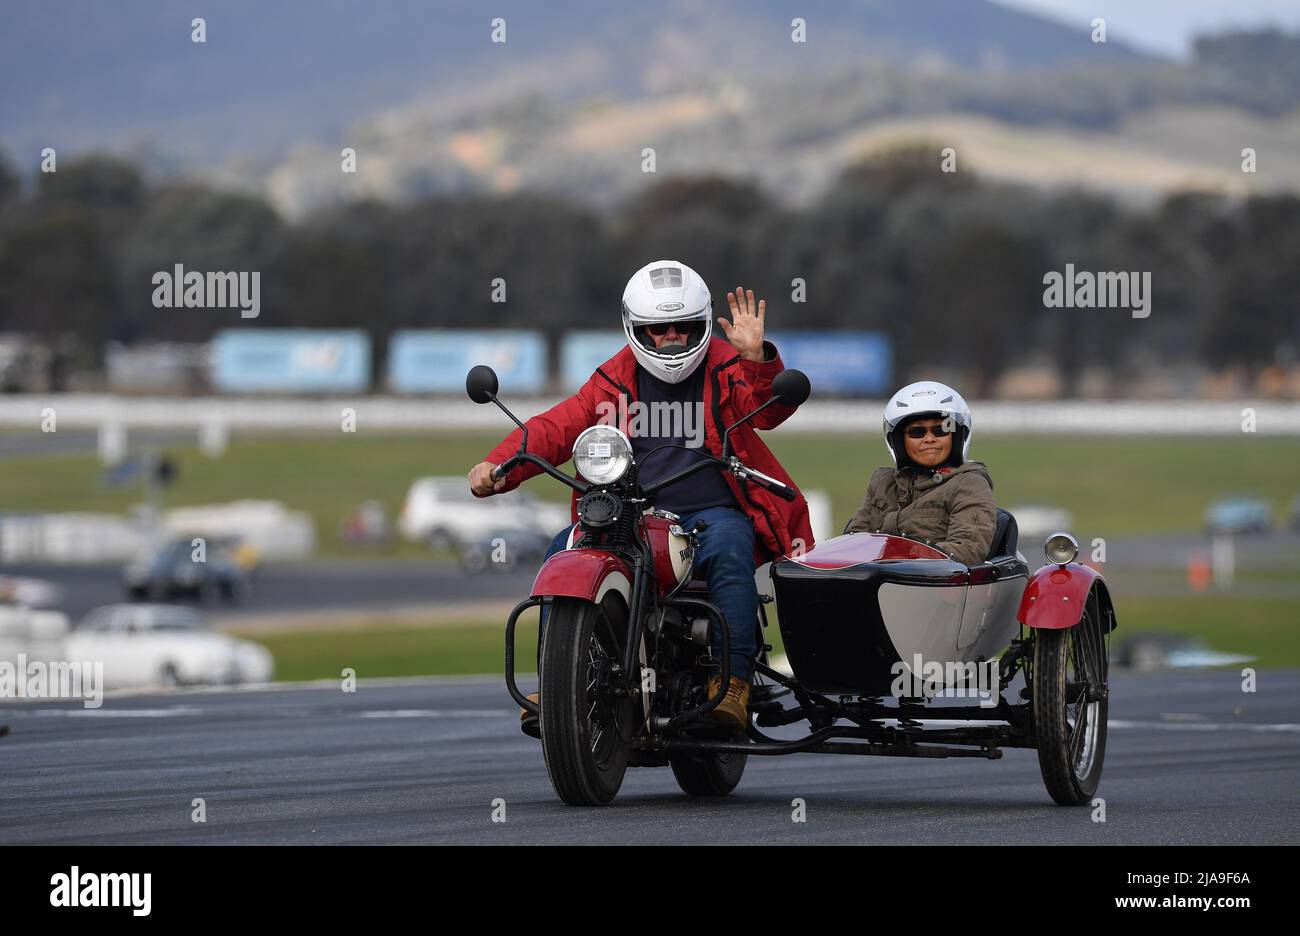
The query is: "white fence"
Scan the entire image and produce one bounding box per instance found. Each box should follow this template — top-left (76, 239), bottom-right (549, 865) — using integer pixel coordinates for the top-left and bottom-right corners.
top-left (1, 394), bottom-right (1298, 435)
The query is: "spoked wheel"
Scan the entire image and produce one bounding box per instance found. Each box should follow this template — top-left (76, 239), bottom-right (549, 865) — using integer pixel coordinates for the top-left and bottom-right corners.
top-left (669, 748), bottom-right (747, 796)
top-left (539, 596), bottom-right (636, 806)
top-left (1032, 593), bottom-right (1109, 805)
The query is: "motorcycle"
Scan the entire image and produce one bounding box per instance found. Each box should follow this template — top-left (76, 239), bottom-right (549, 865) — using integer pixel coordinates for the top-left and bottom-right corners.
top-left (467, 364), bottom-right (1116, 807)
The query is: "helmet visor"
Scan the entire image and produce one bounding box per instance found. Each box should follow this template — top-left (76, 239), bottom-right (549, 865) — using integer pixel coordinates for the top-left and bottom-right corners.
top-left (632, 319), bottom-right (708, 355)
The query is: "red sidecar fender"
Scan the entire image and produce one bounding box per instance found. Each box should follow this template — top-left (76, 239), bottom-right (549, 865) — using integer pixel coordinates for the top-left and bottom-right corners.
top-left (1017, 562), bottom-right (1111, 630)
top-left (531, 548), bottom-right (633, 605)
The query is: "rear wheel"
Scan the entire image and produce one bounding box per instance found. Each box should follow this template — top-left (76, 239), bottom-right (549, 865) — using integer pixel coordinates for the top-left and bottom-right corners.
top-left (539, 596), bottom-right (635, 806)
top-left (669, 749), bottom-right (747, 796)
top-left (1033, 596), bottom-right (1109, 805)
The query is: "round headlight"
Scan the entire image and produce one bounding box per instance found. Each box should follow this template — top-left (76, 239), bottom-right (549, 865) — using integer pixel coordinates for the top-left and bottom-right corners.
top-left (573, 425), bottom-right (632, 485)
top-left (1043, 532), bottom-right (1079, 566)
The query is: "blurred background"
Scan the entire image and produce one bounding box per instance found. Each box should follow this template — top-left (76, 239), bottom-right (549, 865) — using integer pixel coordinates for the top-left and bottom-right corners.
top-left (1, 0), bottom-right (1298, 687)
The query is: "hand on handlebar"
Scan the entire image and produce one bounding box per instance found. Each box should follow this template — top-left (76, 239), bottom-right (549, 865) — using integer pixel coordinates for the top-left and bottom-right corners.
top-left (469, 461), bottom-right (507, 496)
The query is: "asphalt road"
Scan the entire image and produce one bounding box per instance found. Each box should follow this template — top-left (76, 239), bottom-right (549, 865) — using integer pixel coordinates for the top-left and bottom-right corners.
top-left (2, 670), bottom-right (1296, 845)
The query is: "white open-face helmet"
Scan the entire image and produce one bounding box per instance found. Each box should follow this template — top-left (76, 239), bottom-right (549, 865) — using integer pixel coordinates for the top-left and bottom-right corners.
top-left (883, 380), bottom-right (973, 468)
top-left (621, 260), bottom-right (713, 385)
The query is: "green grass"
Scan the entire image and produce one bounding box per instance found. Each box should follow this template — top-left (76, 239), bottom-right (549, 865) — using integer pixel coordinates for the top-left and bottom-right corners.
top-left (232, 618), bottom-right (539, 683)
top-left (1110, 594), bottom-right (1300, 667)
top-left (768, 434), bottom-right (1300, 542)
top-left (1, 431), bottom-right (1298, 556)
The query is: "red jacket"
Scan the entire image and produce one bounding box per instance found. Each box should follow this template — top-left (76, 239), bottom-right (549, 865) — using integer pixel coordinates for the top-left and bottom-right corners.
top-left (479, 338), bottom-right (815, 566)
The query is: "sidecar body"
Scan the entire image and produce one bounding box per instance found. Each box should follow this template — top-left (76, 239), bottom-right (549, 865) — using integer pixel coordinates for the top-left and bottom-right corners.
top-left (771, 513), bottom-right (1028, 696)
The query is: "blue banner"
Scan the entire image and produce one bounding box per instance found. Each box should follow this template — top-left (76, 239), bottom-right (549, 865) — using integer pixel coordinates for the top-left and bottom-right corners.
top-left (559, 331), bottom-right (625, 391)
top-left (388, 330), bottom-right (546, 394)
top-left (212, 330), bottom-right (371, 392)
top-left (558, 330), bottom-right (890, 395)
top-left (766, 331), bottom-right (891, 395)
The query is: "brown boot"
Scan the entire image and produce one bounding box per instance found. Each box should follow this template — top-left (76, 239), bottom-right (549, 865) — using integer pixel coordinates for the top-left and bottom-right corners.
top-left (705, 675), bottom-right (750, 737)
top-left (520, 692), bottom-right (540, 739)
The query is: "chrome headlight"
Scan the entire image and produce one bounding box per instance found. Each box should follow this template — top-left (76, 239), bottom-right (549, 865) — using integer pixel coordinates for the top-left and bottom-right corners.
top-left (1043, 532), bottom-right (1079, 566)
top-left (573, 425), bottom-right (632, 485)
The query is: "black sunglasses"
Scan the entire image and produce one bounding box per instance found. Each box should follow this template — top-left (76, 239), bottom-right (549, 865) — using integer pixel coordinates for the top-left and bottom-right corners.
top-left (905, 424), bottom-right (953, 439)
top-left (643, 320), bottom-right (704, 337)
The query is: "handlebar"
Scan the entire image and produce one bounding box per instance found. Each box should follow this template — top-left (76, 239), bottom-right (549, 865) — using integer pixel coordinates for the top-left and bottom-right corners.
top-left (492, 453), bottom-right (589, 494)
top-left (735, 462), bottom-right (798, 502)
top-left (492, 447), bottom-right (795, 503)
top-left (640, 451), bottom-right (798, 502)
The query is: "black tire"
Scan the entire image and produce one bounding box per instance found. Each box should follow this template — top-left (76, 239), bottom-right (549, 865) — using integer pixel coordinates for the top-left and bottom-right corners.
top-left (196, 580), bottom-right (218, 604)
top-left (458, 547), bottom-right (488, 574)
top-left (669, 749), bottom-right (747, 796)
top-left (158, 663), bottom-right (181, 688)
top-left (1032, 597), bottom-right (1108, 805)
top-left (221, 577), bottom-right (249, 603)
top-left (538, 596), bottom-right (635, 806)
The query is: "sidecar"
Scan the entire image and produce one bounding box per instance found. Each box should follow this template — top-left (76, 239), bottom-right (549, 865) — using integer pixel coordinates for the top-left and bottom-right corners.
top-left (664, 509), bottom-right (1118, 806)
top-left (770, 512), bottom-right (1028, 696)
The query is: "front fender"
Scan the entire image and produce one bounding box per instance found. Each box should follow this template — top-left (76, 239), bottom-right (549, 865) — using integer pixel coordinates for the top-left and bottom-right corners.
top-left (1017, 562), bottom-right (1114, 631)
top-left (531, 548), bottom-right (632, 605)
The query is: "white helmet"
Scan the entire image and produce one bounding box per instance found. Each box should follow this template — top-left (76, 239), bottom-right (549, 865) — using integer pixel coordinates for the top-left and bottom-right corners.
top-left (621, 260), bottom-right (713, 384)
top-left (883, 380), bottom-right (973, 468)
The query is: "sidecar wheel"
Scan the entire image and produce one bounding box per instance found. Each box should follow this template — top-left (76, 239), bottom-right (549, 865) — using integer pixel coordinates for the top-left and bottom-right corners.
top-left (539, 596), bottom-right (634, 806)
top-left (669, 750), bottom-right (747, 796)
top-left (1032, 599), bottom-right (1109, 806)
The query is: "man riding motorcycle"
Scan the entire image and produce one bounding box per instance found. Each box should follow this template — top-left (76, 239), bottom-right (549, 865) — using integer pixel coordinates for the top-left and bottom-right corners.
top-left (469, 260), bottom-right (814, 737)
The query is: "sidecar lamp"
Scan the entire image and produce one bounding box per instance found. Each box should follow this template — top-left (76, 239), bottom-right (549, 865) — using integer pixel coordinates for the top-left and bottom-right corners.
top-left (1043, 532), bottom-right (1079, 566)
top-left (573, 425), bottom-right (633, 485)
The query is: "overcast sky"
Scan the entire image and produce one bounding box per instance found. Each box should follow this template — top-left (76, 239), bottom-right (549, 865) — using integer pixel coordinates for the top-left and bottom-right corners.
top-left (994, 0), bottom-right (1300, 58)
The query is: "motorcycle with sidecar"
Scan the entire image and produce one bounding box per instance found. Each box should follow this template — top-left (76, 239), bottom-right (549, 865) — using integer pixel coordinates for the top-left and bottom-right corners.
top-left (466, 364), bottom-right (1115, 807)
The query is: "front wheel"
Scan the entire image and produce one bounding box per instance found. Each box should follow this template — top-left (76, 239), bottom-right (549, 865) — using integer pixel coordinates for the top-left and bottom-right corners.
top-left (1032, 597), bottom-right (1109, 805)
top-left (669, 750), bottom-right (747, 796)
top-left (539, 596), bottom-right (636, 806)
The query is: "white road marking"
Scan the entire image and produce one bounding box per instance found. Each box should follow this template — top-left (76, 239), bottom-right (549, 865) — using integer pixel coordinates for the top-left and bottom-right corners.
top-left (1109, 719), bottom-right (1300, 733)
top-left (30, 706), bottom-right (204, 718)
top-left (358, 709), bottom-right (506, 718)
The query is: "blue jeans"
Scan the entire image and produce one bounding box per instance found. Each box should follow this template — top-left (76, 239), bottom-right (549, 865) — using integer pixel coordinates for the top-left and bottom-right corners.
top-left (537, 506), bottom-right (759, 682)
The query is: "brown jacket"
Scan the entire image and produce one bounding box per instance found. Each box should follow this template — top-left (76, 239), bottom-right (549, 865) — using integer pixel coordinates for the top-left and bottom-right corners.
top-left (844, 461), bottom-right (997, 566)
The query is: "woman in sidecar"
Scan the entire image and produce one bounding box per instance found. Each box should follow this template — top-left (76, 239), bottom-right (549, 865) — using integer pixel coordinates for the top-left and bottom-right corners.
top-left (844, 380), bottom-right (997, 565)
top-left (767, 378), bottom-right (1114, 806)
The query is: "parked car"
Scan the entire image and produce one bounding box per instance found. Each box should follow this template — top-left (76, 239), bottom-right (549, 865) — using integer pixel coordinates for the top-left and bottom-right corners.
top-left (122, 538), bottom-right (252, 602)
top-left (210, 534), bottom-right (263, 579)
top-left (67, 604), bottom-right (273, 689)
top-left (455, 526), bottom-right (553, 573)
top-left (397, 476), bottom-right (571, 548)
top-left (1204, 496), bottom-right (1272, 535)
